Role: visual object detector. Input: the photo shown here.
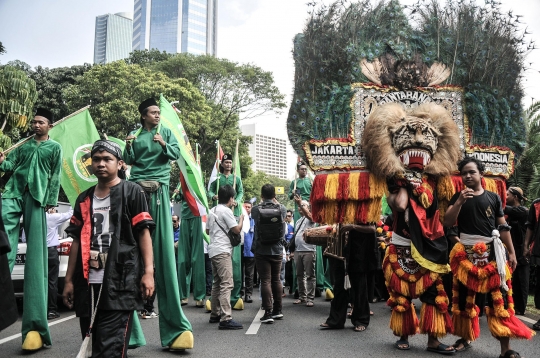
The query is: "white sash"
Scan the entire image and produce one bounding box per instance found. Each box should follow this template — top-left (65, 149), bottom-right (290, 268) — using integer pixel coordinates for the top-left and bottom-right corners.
top-left (391, 232), bottom-right (411, 247)
top-left (460, 230), bottom-right (508, 291)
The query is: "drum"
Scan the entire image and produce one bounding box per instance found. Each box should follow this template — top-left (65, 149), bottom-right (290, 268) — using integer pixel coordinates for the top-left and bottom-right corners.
top-left (304, 225), bottom-right (336, 246)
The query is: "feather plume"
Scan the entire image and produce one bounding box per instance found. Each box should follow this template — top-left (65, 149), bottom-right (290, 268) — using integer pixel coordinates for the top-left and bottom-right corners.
top-left (360, 58), bottom-right (383, 85)
top-left (427, 62), bottom-right (451, 87)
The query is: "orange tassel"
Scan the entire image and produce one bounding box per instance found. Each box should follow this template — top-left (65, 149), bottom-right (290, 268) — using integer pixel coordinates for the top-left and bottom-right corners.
top-left (337, 173), bottom-right (350, 201)
top-left (311, 174), bottom-right (327, 202)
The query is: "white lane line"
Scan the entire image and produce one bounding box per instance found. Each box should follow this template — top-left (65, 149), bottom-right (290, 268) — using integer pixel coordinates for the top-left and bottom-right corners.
top-left (0, 314), bottom-right (76, 345)
top-left (517, 315), bottom-right (537, 324)
top-left (246, 309), bottom-right (265, 335)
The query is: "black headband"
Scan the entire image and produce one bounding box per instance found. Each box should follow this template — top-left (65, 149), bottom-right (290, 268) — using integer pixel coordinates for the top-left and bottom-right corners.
top-left (91, 140), bottom-right (123, 161)
top-left (509, 188), bottom-right (524, 201)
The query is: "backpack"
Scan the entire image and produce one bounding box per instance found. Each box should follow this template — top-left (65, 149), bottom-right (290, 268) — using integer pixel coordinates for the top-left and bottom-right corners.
top-left (257, 202), bottom-right (284, 245)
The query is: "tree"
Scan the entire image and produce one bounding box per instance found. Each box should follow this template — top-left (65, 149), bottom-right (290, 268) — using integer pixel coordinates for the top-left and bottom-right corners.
top-left (509, 101), bottom-right (540, 202)
top-left (0, 42), bottom-right (5, 55)
top-left (63, 61), bottom-right (211, 140)
top-left (244, 170), bottom-right (293, 210)
top-left (0, 65), bottom-right (38, 150)
top-left (126, 52), bottom-right (286, 157)
top-left (28, 64), bottom-right (93, 121)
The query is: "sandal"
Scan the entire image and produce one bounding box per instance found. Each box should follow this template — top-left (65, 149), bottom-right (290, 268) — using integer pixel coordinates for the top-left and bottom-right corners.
top-left (319, 323), bottom-right (343, 330)
top-left (306, 301), bottom-right (314, 307)
top-left (370, 311), bottom-right (374, 316)
top-left (293, 299), bottom-right (306, 304)
top-left (347, 308), bottom-right (353, 317)
top-left (353, 325), bottom-right (367, 332)
top-left (452, 338), bottom-right (472, 352)
top-left (394, 338), bottom-right (410, 350)
top-left (427, 343), bottom-right (456, 355)
top-left (532, 320), bottom-right (540, 331)
top-left (499, 350), bottom-right (521, 358)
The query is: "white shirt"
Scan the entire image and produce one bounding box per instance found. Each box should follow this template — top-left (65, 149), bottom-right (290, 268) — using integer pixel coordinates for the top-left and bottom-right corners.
top-left (46, 209), bottom-right (74, 247)
top-left (207, 204), bottom-right (237, 259)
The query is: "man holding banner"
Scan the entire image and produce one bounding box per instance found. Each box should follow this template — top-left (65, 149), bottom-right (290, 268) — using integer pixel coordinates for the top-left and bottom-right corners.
top-left (208, 152), bottom-right (245, 310)
top-left (0, 108), bottom-right (62, 351)
top-left (124, 98), bottom-right (193, 351)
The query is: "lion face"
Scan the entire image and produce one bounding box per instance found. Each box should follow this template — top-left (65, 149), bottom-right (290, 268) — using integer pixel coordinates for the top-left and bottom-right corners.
top-left (391, 116), bottom-right (441, 171)
top-left (361, 102), bottom-right (462, 178)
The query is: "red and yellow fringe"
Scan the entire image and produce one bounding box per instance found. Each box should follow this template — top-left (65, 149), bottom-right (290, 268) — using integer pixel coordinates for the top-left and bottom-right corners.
top-left (387, 292), bottom-right (419, 337)
top-left (419, 279), bottom-right (453, 338)
top-left (449, 243), bottom-right (504, 293)
top-left (383, 244), bottom-right (439, 298)
top-left (310, 172), bottom-right (386, 225)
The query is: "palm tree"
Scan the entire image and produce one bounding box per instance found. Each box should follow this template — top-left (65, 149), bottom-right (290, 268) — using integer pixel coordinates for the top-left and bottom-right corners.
top-left (509, 101), bottom-right (540, 202)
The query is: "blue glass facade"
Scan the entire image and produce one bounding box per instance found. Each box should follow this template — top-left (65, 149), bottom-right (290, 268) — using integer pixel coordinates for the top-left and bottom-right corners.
top-left (132, 0), bottom-right (216, 55)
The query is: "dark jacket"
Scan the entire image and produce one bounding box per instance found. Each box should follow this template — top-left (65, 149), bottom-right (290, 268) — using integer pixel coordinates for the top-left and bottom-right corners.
top-left (65, 180), bottom-right (155, 314)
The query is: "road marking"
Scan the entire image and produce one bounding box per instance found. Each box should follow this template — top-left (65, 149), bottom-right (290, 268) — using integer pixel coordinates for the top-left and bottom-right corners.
top-left (517, 315), bottom-right (537, 324)
top-left (246, 309), bottom-right (265, 335)
top-left (0, 314), bottom-right (76, 345)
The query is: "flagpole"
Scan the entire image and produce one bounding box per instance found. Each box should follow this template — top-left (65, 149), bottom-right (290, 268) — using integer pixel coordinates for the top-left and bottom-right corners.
top-left (215, 140), bottom-right (220, 205)
top-left (3, 105), bottom-right (91, 154)
top-left (233, 138), bottom-right (239, 190)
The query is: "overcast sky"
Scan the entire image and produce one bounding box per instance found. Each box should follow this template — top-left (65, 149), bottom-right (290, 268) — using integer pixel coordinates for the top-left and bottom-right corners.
top-left (1, 0), bottom-right (539, 177)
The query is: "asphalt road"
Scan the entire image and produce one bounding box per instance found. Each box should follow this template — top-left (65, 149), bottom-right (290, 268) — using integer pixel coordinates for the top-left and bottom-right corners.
top-left (1, 291), bottom-right (538, 357)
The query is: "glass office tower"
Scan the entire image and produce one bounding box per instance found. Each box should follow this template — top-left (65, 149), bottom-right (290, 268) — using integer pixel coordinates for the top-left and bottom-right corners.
top-left (132, 0), bottom-right (217, 55)
top-left (94, 12), bottom-right (133, 64)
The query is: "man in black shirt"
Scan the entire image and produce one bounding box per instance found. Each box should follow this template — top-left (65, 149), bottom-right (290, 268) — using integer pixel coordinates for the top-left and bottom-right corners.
top-left (444, 157), bottom-right (533, 358)
top-left (523, 197), bottom-right (540, 330)
top-left (504, 187), bottom-right (529, 316)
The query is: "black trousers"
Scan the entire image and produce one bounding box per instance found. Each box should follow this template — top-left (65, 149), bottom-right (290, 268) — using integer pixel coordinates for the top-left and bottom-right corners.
top-left (204, 253), bottom-right (212, 294)
top-left (47, 246), bottom-right (59, 313)
top-left (254, 254), bottom-right (282, 311)
top-left (241, 255), bottom-right (255, 296)
top-left (512, 263), bottom-right (530, 314)
top-left (325, 257), bottom-right (370, 328)
top-left (533, 264), bottom-right (540, 310)
top-left (85, 284), bottom-right (133, 358)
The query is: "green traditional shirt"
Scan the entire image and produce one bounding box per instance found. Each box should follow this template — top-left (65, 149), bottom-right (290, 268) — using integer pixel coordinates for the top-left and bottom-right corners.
top-left (288, 177), bottom-right (312, 216)
top-left (0, 138), bottom-right (62, 207)
top-left (123, 126), bottom-right (180, 185)
top-left (208, 173), bottom-right (244, 217)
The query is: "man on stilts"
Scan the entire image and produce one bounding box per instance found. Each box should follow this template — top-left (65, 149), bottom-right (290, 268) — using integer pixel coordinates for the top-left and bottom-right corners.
top-left (124, 98), bottom-right (193, 350)
top-left (208, 153), bottom-right (244, 310)
top-left (0, 108), bottom-right (62, 351)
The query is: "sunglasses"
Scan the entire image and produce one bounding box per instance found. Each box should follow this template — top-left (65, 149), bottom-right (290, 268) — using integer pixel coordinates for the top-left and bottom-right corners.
top-left (172, 220), bottom-right (178, 223)
top-left (286, 215), bottom-right (292, 217)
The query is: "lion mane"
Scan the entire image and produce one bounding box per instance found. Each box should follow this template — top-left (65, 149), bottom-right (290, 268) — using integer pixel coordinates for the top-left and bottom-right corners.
top-left (361, 102), bottom-right (462, 178)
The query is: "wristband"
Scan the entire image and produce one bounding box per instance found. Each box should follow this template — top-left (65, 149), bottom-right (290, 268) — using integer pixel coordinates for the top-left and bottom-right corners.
top-left (497, 223), bottom-right (511, 232)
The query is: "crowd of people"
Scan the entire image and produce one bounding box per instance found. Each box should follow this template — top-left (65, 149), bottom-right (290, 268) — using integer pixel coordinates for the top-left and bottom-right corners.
top-left (0, 102), bottom-right (539, 358)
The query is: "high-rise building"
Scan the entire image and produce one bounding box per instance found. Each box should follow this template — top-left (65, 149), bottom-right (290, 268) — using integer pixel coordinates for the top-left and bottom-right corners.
top-left (241, 124), bottom-right (288, 179)
top-left (93, 12), bottom-right (133, 64)
top-left (132, 0), bottom-right (217, 56)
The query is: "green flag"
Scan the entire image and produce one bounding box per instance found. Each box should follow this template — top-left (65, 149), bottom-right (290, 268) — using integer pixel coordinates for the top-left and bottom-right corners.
top-left (159, 94), bottom-right (210, 242)
top-left (49, 109), bottom-right (100, 206)
top-left (108, 136), bottom-right (126, 152)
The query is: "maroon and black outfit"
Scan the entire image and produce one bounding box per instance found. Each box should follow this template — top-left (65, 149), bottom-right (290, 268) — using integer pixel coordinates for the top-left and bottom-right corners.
top-left (66, 181), bottom-right (154, 357)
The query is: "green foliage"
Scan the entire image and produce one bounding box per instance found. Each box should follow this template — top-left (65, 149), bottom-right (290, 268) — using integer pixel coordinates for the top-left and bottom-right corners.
top-left (29, 64), bottom-right (93, 121)
top-left (244, 170), bottom-right (293, 210)
top-left (288, 0), bottom-right (529, 158)
top-left (126, 49), bottom-right (173, 66)
top-left (63, 61), bottom-right (211, 140)
top-left (0, 42), bottom-right (5, 55)
top-left (509, 101), bottom-right (540, 202)
top-left (0, 65), bottom-right (38, 150)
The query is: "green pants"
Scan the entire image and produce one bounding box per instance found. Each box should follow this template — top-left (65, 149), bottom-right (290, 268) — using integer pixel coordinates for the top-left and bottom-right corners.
top-left (178, 217), bottom-right (206, 301)
top-left (149, 186), bottom-right (192, 347)
top-left (128, 314), bottom-right (146, 348)
top-left (316, 246), bottom-right (333, 291)
top-left (230, 245), bottom-right (242, 305)
top-left (3, 193), bottom-right (51, 345)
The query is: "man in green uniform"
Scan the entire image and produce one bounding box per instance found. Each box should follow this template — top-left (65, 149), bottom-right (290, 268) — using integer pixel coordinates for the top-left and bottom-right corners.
top-left (172, 183), bottom-right (206, 308)
top-left (124, 98), bottom-right (193, 350)
top-left (287, 162), bottom-right (333, 300)
top-left (0, 108), bottom-right (62, 351)
top-left (208, 153), bottom-right (244, 309)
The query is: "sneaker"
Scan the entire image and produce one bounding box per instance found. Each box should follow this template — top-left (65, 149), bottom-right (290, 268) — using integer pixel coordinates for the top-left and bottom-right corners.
top-left (244, 295), bottom-right (253, 303)
top-left (47, 311), bottom-right (60, 320)
top-left (218, 319), bottom-right (243, 330)
top-left (195, 300), bottom-right (204, 308)
top-left (139, 309), bottom-right (147, 317)
top-left (260, 310), bottom-right (274, 324)
top-left (142, 310), bottom-right (158, 319)
top-left (271, 311), bottom-right (284, 320)
top-left (209, 316), bottom-right (220, 323)
top-left (181, 298), bottom-right (188, 306)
